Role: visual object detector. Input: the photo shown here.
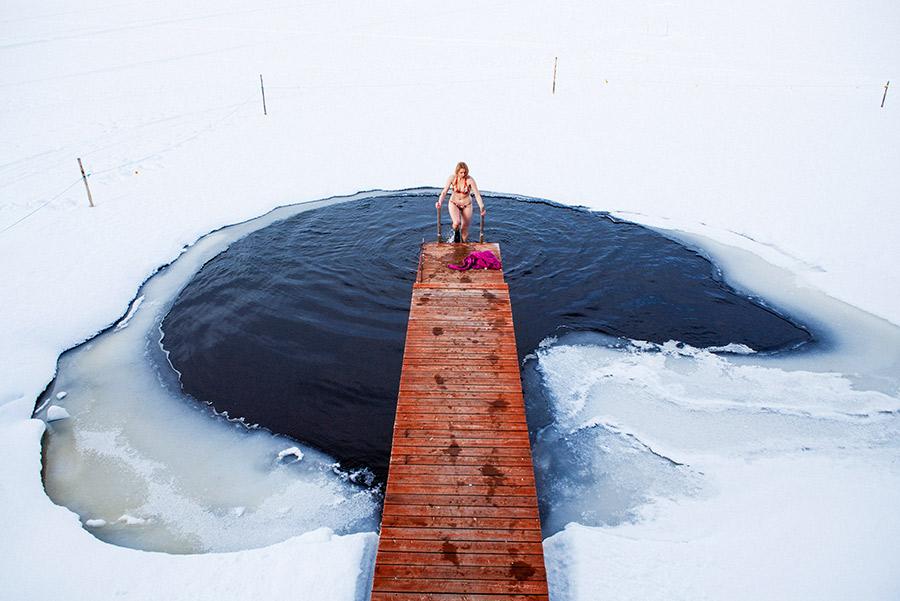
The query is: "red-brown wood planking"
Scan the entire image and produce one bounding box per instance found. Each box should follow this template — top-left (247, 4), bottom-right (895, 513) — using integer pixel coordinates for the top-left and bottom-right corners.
top-left (371, 242), bottom-right (549, 601)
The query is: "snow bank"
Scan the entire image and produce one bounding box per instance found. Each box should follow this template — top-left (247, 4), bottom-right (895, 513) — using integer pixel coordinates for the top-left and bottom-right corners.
top-left (527, 236), bottom-right (900, 598)
top-left (544, 455), bottom-right (900, 601)
top-left (0, 395), bottom-right (376, 599)
top-left (533, 334), bottom-right (900, 600)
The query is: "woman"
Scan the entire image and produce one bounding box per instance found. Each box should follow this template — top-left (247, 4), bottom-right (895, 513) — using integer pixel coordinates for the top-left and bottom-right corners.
top-left (436, 162), bottom-right (485, 243)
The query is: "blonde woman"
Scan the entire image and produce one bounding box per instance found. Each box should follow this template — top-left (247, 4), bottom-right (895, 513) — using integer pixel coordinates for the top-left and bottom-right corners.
top-left (436, 161), bottom-right (485, 243)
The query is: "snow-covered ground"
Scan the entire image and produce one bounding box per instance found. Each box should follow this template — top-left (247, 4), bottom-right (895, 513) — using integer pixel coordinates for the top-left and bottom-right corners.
top-left (1, 1), bottom-right (898, 599)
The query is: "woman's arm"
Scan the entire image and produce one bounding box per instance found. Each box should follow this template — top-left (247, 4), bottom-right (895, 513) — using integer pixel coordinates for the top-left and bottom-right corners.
top-left (436, 176), bottom-right (452, 208)
top-left (470, 178), bottom-right (485, 216)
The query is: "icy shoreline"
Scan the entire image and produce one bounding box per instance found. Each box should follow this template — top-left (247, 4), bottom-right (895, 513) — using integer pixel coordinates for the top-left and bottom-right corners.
top-left (5, 196), bottom-right (899, 599)
top-left (33, 193), bottom-right (386, 554)
top-left (2, 1), bottom-right (898, 599)
top-left (530, 222), bottom-right (900, 600)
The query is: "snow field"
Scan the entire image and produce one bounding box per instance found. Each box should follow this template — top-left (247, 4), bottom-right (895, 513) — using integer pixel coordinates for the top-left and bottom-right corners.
top-left (2, 1), bottom-right (899, 599)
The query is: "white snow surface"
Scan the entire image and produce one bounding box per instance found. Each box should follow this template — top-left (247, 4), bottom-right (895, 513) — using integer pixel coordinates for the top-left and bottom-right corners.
top-left (1, 1), bottom-right (898, 600)
top-left (277, 447), bottom-right (304, 463)
top-left (535, 337), bottom-right (900, 600)
top-left (44, 404), bottom-right (69, 422)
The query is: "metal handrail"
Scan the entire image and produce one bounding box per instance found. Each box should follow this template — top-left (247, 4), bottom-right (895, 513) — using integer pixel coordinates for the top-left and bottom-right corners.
top-left (417, 239), bottom-right (425, 282)
top-left (436, 205), bottom-right (442, 243)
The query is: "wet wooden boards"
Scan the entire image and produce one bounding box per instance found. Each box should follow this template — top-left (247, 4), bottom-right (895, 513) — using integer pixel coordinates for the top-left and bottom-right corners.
top-left (370, 242), bottom-right (549, 601)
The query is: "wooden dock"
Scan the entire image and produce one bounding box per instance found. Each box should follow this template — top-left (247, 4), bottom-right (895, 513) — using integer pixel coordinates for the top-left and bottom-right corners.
top-left (370, 242), bottom-right (549, 600)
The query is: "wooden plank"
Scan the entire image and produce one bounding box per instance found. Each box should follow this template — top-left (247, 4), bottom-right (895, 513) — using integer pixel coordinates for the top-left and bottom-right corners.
top-left (371, 577), bottom-right (548, 595)
top-left (399, 375), bottom-right (524, 385)
top-left (392, 415), bottom-right (528, 425)
top-left (398, 384), bottom-right (525, 393)
top-left (372, 591), bottom-right (549, 601)
top-left (381, 514), bottom-right (540, 533)
top-left (392, 426), bottom-right (530, 436)
top-left (374, 550), bottom-right (544, 569)
top-left (392, 416), bottom-right (527, 425)
top-left (392, 409), bottom-right (526, 417)
top-left (388, 446), bottom-right (534, 459)
top-left (380, 526), bottom-right (543, 543)
top-left (402, 356), bottom-right (520, 365)
top-left (387, 464), bottom-right (535, 476)
top-left (376, 538), bottom-right (544, 555)
top-left (400, 367), bottom-right (522, 376)
top-left (393, 412), bottom-right (528, 422)
top-left (393, 401), bottom-right (525, 409)
top-left (382, 493), bottom-right (539, 508)
top-left (392, 410), bottom-right (528, 420)
top-left (392, 423), bottom-right (529, 433)
top-left (373, 592), bottom-right (547, 601)
top-left (394, 427), bottom-right (529, 437)
top-left (371, 242), bottom-right (547, 600)
top-left (373, 563), bottom-right (546, 582)
top-left (390, 434), bottom-right (532, 444)
top-left (383, 472), bottom-right (535, 485)
top-left (395, 396), bottom-right (523, 404)
top-left (382, 503), bottom-right (540, 519)
top-left (400, 357), bottom-right (520, 366)
top-left (395, 391), bottom-right (523, 400)
top-left (395, 398), bottom-right (525, 407)
top-left (390, 455), bottom-right (536, 467)
top-left (384, 485), bottom-right (537, 497)
top-left (393, 401), bottom-right (525, 410)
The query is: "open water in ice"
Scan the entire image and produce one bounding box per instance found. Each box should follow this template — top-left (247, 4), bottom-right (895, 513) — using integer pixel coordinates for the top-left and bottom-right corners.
top-left (38, 190), bottom-right (892, 555)
top-left (160, 192), bottom-right (810, 482)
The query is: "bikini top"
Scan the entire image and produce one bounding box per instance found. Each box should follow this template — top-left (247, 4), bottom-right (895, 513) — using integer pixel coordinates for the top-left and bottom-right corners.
top-left (452, 177), bottom-right (471, 195)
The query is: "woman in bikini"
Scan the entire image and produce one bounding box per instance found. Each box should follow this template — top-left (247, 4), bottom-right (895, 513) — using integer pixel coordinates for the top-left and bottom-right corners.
top-left (435, 161), bottom-right (485, 243)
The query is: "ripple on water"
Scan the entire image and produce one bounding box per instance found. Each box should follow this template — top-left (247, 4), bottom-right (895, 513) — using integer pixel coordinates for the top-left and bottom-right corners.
top-left (161, 194), bottom-right (812, 481)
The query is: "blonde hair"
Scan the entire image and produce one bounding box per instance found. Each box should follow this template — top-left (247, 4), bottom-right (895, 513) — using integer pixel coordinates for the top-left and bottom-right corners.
top-left (454, 161), bottom-right (469, 177)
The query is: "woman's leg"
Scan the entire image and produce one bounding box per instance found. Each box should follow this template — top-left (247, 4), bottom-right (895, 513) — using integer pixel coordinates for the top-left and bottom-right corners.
top-left (460, 204), bottom-right (473, 241)
top-left (448, 202), bottom-right (461, 232)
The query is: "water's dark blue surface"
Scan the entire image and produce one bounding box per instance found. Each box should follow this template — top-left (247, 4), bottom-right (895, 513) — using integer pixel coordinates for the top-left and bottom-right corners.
top-left (161, 193), bottom-right (812, 480)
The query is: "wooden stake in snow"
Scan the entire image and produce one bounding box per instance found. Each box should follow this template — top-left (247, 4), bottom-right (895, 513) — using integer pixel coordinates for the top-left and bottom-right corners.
top-left (552, 56), bottom-right (558, 94)
top-left (77, 158), bottom-right (94, 208)
top-left (882, 80), bottom-right (890, 108)
top-left (260, 74), bottom-right (268, 116)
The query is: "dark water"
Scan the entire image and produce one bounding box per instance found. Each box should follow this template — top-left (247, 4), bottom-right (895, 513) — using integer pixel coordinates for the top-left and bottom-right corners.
top-left (161, 193), bottom-right (812, 481)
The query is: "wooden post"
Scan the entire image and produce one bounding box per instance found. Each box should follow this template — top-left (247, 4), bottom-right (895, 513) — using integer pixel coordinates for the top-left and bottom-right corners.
top-left (479, 210), bottom-right (484, 243)
top-left (260, 74), bottom-right (267, 115)
top-left (77, 158), bottom-right (94, 208)
top-left (552, 56), bottom-right (558, 94)
top-left (436, 205), bottom-right (442, 243)
top-left (882, 80), bottom-right (890, 108)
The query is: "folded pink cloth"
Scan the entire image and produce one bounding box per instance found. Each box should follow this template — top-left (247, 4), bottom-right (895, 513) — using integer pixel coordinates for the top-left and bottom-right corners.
top-left (448, 250), bottom-right (502, 271)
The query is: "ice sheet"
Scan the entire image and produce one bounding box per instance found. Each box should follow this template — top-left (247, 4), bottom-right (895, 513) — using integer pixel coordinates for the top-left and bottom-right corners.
top-left (2, 1), bottom-right (898, 599)
top-left (531, 243), bottom-right (900, 599)
top-left (34, 194), bottom-right (389, 554)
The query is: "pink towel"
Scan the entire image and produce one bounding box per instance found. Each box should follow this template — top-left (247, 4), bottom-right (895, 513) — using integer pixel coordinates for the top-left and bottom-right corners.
top-left (448, 250), bottom-right (502, 271)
